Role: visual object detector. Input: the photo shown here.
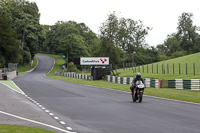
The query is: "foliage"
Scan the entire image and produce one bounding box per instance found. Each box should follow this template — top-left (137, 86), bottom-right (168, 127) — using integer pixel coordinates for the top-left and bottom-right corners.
top-left (0, 6), bottom-right (20, 65)
top-left (0, 124), bottom-right (55, 133)
top-left (44, 21), bottom-right (98, 63)
top-left (0, 55), bottom-right (5, 66)
top-left (177, 13), bottom-right (200, 54)
top-left (99, 11), bottom-right (157, 66)
top-left (0, 0), bottom-right (44, 67)
top-left (67, 62), bottom-right (81, 73)
top-left (158, 12), bottom-right (200, 59)
top-left (21, 50), bottom-right (31, 65)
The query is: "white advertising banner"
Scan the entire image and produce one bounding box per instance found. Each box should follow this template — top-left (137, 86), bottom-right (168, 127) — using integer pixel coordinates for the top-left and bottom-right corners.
top-left (80, 57), bottom-right (109, 65)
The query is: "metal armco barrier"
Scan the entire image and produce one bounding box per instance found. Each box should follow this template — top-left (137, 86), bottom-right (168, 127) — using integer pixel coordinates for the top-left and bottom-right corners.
top-left (55, 72), bottom-right (93, 81)
top-left (168, 79), bottom-right (200, 90)
top-left (106, 76), bottom-right (161, 88)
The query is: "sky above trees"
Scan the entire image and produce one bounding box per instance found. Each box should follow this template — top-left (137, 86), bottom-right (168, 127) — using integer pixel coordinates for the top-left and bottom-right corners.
top-left (29, 0), bottom-right (200, 47)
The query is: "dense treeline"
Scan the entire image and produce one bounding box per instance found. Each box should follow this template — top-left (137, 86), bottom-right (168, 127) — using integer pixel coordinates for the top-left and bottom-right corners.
top-left (42, 12), bottom-right (159, 67)
top-left (0, 0), bottom-right (43, 66)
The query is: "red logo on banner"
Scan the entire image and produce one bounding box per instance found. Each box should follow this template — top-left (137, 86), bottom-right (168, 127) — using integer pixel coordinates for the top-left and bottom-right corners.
top-left (100, 58), bottom-right (107, 64)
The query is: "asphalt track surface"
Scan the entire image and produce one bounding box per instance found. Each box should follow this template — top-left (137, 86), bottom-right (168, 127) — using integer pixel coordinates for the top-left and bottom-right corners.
top-left (14, 54), bottom-right (200, 133)
top-left (0, 82), bottom-right (68, 133)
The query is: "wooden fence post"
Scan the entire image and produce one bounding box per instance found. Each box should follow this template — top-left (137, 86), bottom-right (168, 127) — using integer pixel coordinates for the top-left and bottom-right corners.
top-left (135, 64), bottom-right (136, 72)
top-left (179, 63), bottom-right (181, 74)
top-left (157, 64), bottom-right (158, 74)
top-left (132, 63), bottom-right (133, 70)
top-left (143, 65), bottom-right (144, 73)
top-left (167, 64), bottom-right (169, 74)
top-left (186, 63), bottom-right (187, 75)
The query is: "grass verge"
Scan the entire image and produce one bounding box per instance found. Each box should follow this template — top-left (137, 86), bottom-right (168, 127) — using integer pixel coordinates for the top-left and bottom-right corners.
top-left (17, 57), bottom-right (38, 76)
top-left (0, 80), bottom-right (24, 94)
top-left (41, 53), bottom-right (200, 103)
top-left (0, 125), bottom-right (54, 133)
top-left (48, 75), bottom-right (200, 103)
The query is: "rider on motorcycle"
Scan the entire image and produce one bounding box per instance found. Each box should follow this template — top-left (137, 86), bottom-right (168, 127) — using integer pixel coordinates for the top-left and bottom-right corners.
top-left (130, 73), bottom-right (145, 94)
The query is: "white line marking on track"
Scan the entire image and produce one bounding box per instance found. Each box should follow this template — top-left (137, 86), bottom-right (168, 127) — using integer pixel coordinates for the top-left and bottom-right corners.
top-left (45, 110), bottom-right (50, 113)
top-left (0, 110), bottom-right (77, 133)
top-left (66, 127), bottom-right (72, 130)
top-left (60, 121), bottom-right (66, 125)
top-left (49, 113), bottom-right (54, 116)
top-left (54, 117), bottom-right (59, 120)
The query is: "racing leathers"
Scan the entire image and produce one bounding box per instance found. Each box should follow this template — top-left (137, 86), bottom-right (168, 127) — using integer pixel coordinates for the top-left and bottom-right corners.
top-left (130, 77), bottom-right (145, 93)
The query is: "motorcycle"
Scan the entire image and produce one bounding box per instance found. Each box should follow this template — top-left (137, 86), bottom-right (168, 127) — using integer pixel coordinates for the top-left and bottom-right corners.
top-left (132, 80), bottom-right (145, 103)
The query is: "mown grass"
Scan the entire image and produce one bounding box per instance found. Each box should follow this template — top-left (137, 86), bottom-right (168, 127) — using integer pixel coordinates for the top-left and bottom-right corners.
top-left (117, 52), bottom-right (200, 79)
top-left (0, 125), bottom-right (54, 133)
top-left (41, 53), bottom-right (200, 103)
top-left (0, 80), bottom-right (24, 94)
top-left (116, 70), bottom-right (200, 80)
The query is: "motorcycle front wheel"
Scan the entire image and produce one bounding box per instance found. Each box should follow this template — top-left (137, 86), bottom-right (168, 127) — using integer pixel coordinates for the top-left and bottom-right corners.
top-left (138, 92), bottom-right (143, 103)
top-left (132, 93), bottom-right (136, 102)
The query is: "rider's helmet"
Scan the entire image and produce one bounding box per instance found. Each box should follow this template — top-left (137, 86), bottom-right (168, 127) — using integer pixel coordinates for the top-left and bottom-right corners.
top-left (136, 73), bottom-right (141, 79)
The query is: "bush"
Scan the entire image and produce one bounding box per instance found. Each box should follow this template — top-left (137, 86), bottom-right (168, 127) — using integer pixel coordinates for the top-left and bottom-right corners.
top-left (0, 55), bottom-right (5, 66)
top-left (67, 62), bottom-right (81, 73)
top-left (171, 51), bottom-right (186, 58)
top-left (22, 50), bottom-right (31, 65)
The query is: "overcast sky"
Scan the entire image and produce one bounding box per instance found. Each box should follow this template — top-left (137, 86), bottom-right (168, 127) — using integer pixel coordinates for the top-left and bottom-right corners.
top-left (29, 0), bottom-right (200, 47)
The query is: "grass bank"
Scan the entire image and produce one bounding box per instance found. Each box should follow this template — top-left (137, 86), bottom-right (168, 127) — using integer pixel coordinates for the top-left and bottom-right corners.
top-left (115, 70), bottom-right (200, 80)
top-left (0, 125), bottom-right (54, 133)
top-left (17, 57), bottom-right (38, 76)
top-left (41, 53), bottom-right (200, 103)
top-left (117, 52), bottom-right (200, 79)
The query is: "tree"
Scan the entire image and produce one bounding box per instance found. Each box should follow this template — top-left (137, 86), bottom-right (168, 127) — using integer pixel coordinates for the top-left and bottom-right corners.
top-left (59, 33), bottom-right (89, 61)
top-left (99, 12), bottom-right (152, 65)
top-left (44, 21), bottom-right (99, 61)
top-left (99, 12), bottom-right (151, 53)
top-left (177, 12), bottom-right (200, 54)
top-left (0, 7), bottom-right (20, 65)
top-left (98, 37), bottom-right (121, 65)
top-left (3, 0), bottom-right (44, 61)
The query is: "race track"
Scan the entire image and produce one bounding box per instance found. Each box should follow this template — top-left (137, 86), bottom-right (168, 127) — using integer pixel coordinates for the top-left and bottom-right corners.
top-left (13, 54), bottom-right (200, 133)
